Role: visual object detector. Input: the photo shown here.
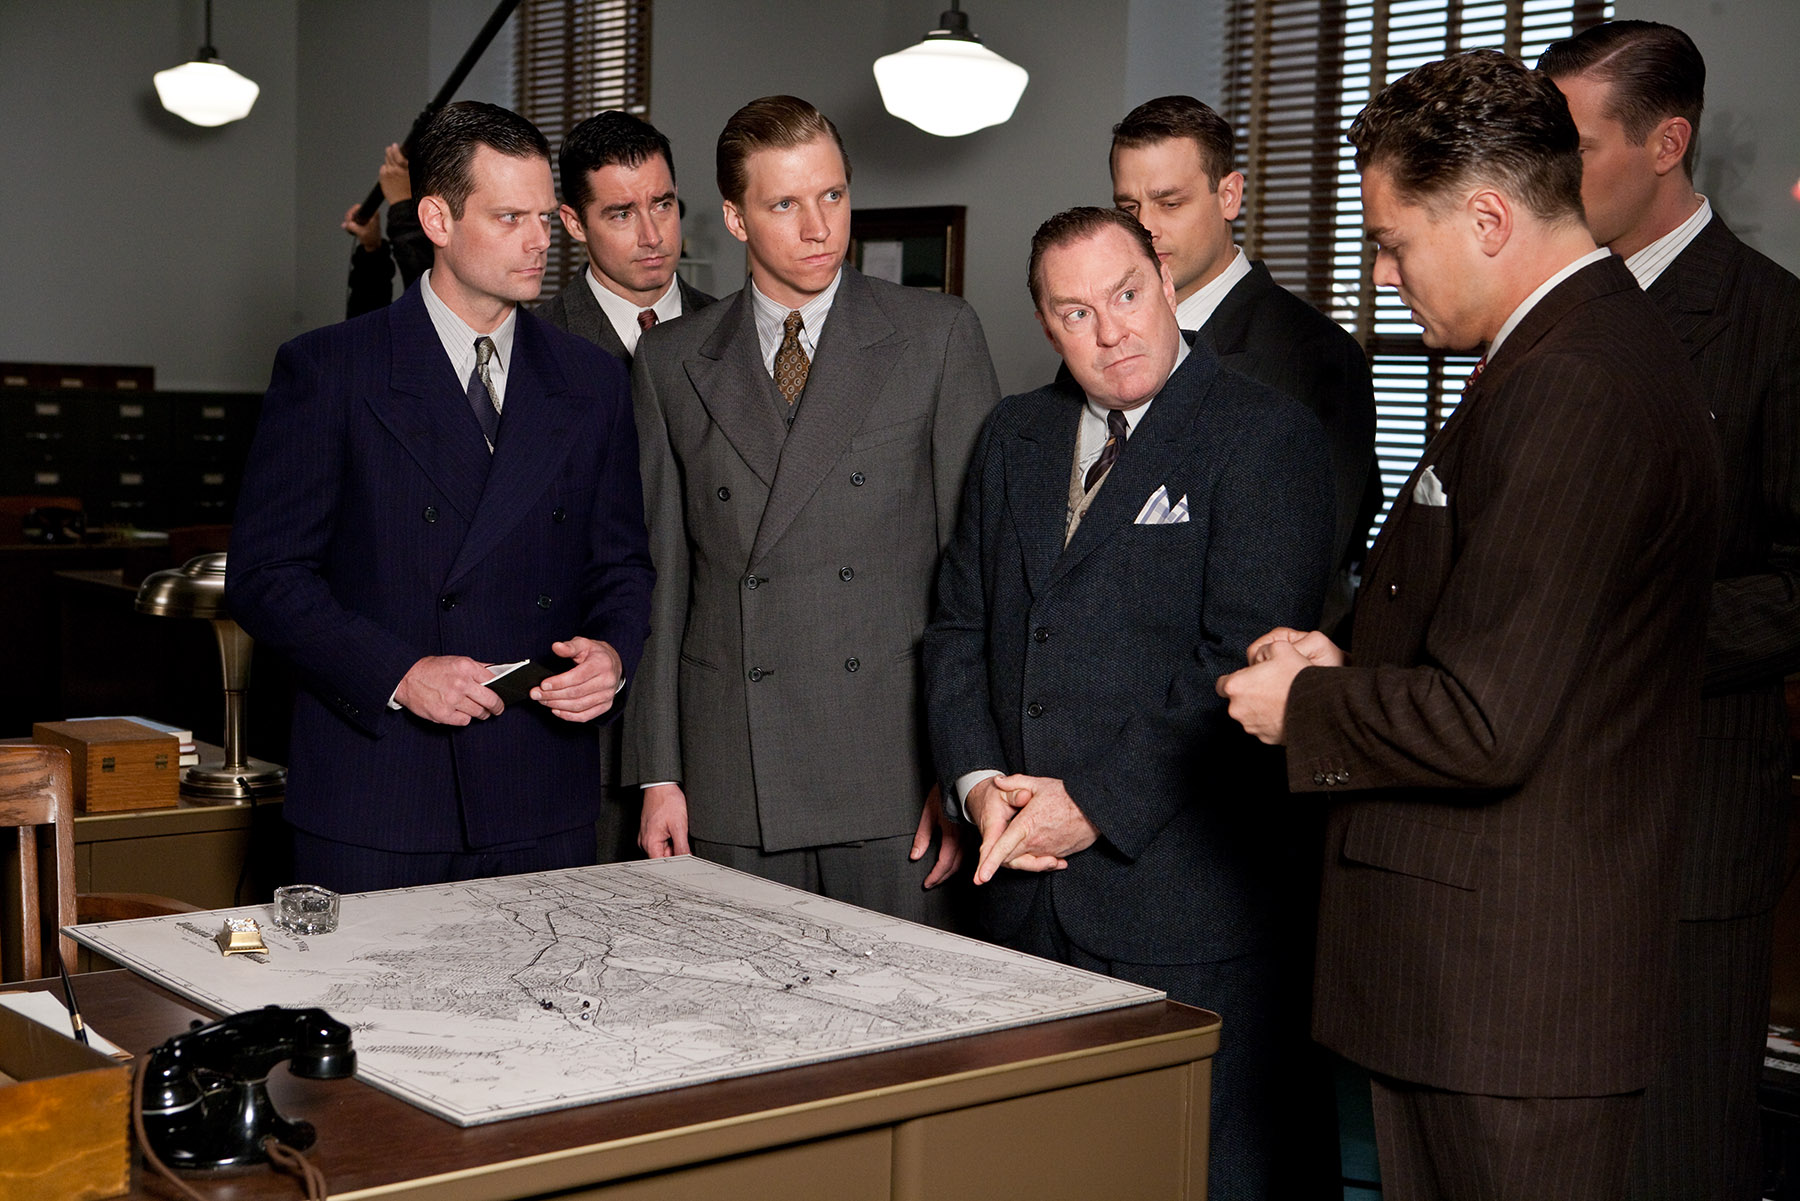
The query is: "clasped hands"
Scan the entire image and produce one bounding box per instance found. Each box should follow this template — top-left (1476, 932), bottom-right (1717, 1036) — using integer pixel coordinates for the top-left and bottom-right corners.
top-left (1215, 626), bottom-right (1344, 744)
top-left (965, 774), bottom-right (1098, 885)
top-left (394, 636), bottom-right (623, 726)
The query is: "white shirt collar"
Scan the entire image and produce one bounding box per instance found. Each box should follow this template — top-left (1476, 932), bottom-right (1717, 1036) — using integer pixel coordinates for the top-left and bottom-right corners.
top-left (585, 268), bottom-right (684, 356)
top-left (421, 269), bottom-right (518, 404)
top-left (1174, 246), bottom-right (1251, 331)
top-left (1625, 195), bottom-right (1712, 289)
top-left (749, 268), bottom-right (843, 374)
top-left (1487, 246), bottom-right (1612, 361)
top-left (1075, 336), bottom-right (1191, 471)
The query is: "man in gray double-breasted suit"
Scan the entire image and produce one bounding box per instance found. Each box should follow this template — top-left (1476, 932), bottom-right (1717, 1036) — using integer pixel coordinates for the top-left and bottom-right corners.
top-left (623, 96), bottom-right (999, 924)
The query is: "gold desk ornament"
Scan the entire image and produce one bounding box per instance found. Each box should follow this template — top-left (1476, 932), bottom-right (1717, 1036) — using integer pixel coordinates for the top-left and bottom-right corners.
top-left (215, 917), bottom-right (268, 956)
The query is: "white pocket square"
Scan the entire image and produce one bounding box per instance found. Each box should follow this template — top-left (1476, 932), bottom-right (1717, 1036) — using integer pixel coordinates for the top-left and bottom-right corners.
top-left (1135, 485), bottom-right (1189, 525)
top-left (1413, 465), bottom-right (1448, 507)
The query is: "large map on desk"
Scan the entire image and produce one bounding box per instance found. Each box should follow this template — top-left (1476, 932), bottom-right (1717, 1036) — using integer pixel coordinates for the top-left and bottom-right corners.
top-left (68, 856), bottom-right (1161, 1125)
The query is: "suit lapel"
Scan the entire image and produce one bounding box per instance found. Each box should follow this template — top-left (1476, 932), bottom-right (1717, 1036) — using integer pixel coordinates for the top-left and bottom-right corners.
top-left (375, 287), bottom-right (491, 525)
top-left (750, 269), bottom-right (901, 566)
top-left (562, 277), bottom-right (630, 362)
top-left (1005, 383), bottom-right (1083, 598)
top-left (1646, 217), bottom-right (1733, 358)
top-left (687, 292), bottom-right (785, 489)
top-left (1048, 339), bottom-right (1212, 590)
top-left (1195, 262), bottom-right (1264, 354)
top-left (1363, 257), bottom-right (1634, 584)
top-left (446, 312), bottom-right (578, 586)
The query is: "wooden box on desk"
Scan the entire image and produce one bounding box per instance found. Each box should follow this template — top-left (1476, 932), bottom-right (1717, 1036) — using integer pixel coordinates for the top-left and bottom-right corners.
top-left (30, 720), bottom-right (179, 812)
top-left (0, 1003), bottom-right (130, 1201)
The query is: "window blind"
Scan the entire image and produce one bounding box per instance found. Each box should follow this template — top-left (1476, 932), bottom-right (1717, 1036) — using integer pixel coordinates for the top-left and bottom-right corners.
top-left (1224, 0), bottom-right (1612, 541)
top-left (514, 0), bottom-right (653, 291)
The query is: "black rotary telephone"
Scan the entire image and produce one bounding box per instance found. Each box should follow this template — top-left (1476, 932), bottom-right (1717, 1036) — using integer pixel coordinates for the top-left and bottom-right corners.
top-left (139, 1006), bottom-right (356, 1171)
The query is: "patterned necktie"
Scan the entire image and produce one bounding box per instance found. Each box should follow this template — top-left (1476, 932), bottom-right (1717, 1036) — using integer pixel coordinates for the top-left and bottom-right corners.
top-left (1462, 354), bottom-right (1487, 395)
top-left (467, 336), bottom-right (501, 448)
top-left (1084, 408), bottom-right (1129, 493)
top-left (774, 310), bottom-right (810, 405)
top-left (637, 309), bottom-right (658, 333)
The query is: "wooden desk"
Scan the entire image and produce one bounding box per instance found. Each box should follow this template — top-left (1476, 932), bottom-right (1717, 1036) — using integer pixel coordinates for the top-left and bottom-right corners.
top-left (34, 971), bottom-right (1220, 1201)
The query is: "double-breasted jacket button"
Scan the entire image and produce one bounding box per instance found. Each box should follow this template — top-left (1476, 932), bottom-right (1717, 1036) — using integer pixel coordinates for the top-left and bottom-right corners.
top-left (748, 667), bottom-right (767, 682)
top-left (1026, 702), bottom-right (1044, 718)
top-left (850, 471), bottom-right (866, 486)
top-left (536, 594), bottom-right (553, 609)
top-left (551, 507), bottom-right (567, 523)
top-left (1389, 583), bottom-right (1400, 597)
top-left (745, 575), bottom-right (761, 590)
top-left (839, 566), bottom-right (854, 582)
top-left (717, 486), bottom-right (731, 501)
top-left (845, 657), bottom-right (859, 672)
top-left (422, 506), bottom-right (438, 523)
top-left (1032, 627), bottom-right (1050, 643)
top-left (1334, 770), bottom-right (1351, 785)
top-left (1313, 771), bottom-right (1328, 786)
top-left (439, 594), bottom-right (457, 611)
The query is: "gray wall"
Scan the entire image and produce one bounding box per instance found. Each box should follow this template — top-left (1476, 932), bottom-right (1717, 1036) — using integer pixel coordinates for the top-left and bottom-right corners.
top-left (1, 1), bottom-right (1793, 393)
top-left (1620, 0), bottom-right (1800, 273)
top-left (0, 1), bottom-right (299, 391)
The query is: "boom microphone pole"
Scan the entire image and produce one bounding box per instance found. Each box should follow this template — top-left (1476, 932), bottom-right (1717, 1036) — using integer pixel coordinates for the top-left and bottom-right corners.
top-left (350, 0), bottom-right (523, 225)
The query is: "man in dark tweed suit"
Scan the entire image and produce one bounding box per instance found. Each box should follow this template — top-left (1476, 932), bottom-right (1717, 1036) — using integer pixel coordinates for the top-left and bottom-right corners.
top-left (925, 206), bottom-right (1335, 1201)
top-left (1219, 52), bottom-right (1721, 1200)
top-left (1542, 22), bottom-right (1800, 1200)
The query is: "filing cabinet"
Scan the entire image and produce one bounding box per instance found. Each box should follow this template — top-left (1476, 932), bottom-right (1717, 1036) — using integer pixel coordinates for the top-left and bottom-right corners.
top-left (0, 388), bottom-right (260, 530)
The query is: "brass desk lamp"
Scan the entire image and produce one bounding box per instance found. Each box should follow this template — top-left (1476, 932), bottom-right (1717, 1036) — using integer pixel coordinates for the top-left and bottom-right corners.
top-left (135, 553), bottom-right (285, 801)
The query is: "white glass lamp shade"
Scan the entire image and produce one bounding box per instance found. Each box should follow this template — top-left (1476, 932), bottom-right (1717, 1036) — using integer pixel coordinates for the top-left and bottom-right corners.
top-left (874, 38), bottom-right (1028, 137)
top-left (154, 59), bottom-right (260, 127)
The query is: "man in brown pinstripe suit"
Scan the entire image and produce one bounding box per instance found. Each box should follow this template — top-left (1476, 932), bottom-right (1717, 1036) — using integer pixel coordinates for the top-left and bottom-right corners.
top-left (1542, 23), bottom-right (1800, 1199)
top-left (1218, 51), bottom-right (1722, 1201)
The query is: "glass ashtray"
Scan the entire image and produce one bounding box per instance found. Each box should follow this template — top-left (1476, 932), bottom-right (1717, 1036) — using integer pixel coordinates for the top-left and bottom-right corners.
top-left (273, 884), bottom-right (340, 935)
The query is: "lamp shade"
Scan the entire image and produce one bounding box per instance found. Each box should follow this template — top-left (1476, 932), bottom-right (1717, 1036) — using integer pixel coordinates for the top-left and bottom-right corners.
top-left (874, 36), bottom-right (1028, 137)
top-left (136, 552), bottom-right (230, 619)
top-left (154, 59), bottom-right (259, 127)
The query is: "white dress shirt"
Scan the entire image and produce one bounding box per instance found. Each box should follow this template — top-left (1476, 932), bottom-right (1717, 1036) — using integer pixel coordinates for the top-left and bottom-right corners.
top-left (421, 268), bottom-right (517, 409)
top-left (587, 268), bottom-right (686, 357)
top-left (1174, 245), bottom-right (1252, 332)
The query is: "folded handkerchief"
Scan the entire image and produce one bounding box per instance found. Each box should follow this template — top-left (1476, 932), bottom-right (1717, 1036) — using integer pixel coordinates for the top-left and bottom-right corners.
top-left (1135, 484), bottom-right (1190, 525)
top-left (1413, 465), bottom-right (1448, 507)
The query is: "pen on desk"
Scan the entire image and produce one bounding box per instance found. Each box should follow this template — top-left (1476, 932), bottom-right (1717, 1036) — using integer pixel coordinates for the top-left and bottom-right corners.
top-left (56, 952), bottom-right (90, 1045)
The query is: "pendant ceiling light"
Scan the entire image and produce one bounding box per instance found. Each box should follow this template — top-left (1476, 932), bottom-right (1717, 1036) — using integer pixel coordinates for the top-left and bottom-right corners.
top-left (873, 2), bottom-right (1028, 138)
top-left (154, 0), bottom-right (260, 127)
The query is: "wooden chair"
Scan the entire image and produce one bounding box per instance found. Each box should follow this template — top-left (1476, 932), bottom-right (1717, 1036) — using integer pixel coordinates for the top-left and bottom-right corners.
top-left (1, 744), bottom-right (200, 982)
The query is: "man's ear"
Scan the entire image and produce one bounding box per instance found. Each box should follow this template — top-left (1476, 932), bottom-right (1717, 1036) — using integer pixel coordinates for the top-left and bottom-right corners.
top-left (558, 204), bottom-right (589, 245)
top-left (417, 194), bottom-right (454, 250)
top-left (1159, 260), bottom-right (1179, 313)
top-left (1650, 115), bottom-right (1693, 179)
top-left (721, 198), bottom-right (749, 244)
top-left (1467, 187), bottom-right (1513, 258)
top-left (1216, 171), bottom-right (1245, 222)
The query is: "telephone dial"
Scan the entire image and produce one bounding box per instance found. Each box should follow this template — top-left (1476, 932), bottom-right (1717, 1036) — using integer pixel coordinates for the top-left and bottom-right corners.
top-left (139, 1005), bottom-right (356, 1170)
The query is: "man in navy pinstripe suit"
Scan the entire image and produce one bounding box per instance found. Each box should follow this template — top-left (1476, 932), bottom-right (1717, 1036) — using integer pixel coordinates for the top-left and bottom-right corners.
top-left (229, 103), bottom-right (653, 893)
top-left (1219, 52), bottom-right (1721, 1200)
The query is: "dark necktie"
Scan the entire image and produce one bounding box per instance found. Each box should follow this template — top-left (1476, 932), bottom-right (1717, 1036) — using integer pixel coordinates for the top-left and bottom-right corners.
top-left (1085, 408), bottom-right (1129, 493)
top-left (637, 309), bottom-right (658, 333)
top-left (774, 310), bottom-right (810, 405)
top-left (467, 336), bottom-right (500, 447)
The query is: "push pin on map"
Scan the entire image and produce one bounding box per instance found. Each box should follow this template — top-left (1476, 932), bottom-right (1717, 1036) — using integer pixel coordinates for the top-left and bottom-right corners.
top-left (216, 917), bottom-right (268, 956)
